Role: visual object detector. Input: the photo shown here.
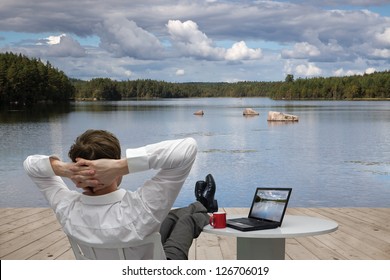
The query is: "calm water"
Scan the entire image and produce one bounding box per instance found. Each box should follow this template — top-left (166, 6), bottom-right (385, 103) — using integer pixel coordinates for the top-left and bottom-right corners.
top-left (1, 98), bottom-right (389, 208)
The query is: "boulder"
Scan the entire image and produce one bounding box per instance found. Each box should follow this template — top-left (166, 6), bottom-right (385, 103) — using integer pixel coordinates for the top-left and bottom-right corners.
top-left (193, 110), bottom-right (204, 116)
top-left (243, 108), bottom-right (259, 116)
top-left (267, 111), bottom-right (299, 121)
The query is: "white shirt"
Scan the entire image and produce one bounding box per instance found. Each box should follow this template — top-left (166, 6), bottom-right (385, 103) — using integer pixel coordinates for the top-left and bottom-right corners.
top-left (24, 138), bottom-right (197, 259)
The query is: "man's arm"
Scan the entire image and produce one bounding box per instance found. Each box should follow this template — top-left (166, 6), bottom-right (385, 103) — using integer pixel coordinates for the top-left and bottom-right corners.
top-left (70, 138), bottom-right (197, 192)
top-left (23, 155), bottom-right (79, 209)
top-left (50, 157), bottom-right (75, 178)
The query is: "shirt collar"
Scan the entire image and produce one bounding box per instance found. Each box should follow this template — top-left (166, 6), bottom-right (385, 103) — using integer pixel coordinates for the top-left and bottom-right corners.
top-left (80, 189), bottom-right (127, 205)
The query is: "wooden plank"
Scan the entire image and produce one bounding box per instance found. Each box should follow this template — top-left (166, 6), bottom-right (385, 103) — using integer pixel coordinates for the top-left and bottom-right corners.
top-left (287, 208), bottom-right (390, 259)
top-left (0, 210), bottom-right (57, 240)
top-left (4, 228), bottom-right (66, 260)
top-left (28, 236), bottom-right (71, 260)
top-left (321, 208), bottom-right (390, 243)
top-left (0, 208), bottom-right (26, 219)
top-left (0, 220), bottom-right (62, 258)
top-left (194, 232), bottom-right (223, 260)
top-left (56, 248), bottom-right (75, 260)
top-left (0, 208), bottom-right (47, 226)
top-left (285, 238), bottom-right (318, 260)
top-left (188, 241), bottom-right (196, 260)
top-left (218, 235), bottom-right (236, 260)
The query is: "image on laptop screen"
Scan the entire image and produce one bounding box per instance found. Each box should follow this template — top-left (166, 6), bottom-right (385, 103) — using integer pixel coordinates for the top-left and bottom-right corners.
top-left (249, 188), bottom-right (291, 223)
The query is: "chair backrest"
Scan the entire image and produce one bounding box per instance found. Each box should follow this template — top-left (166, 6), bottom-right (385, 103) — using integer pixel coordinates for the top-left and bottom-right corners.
top-left (67, 232), bottom-right (165, 260)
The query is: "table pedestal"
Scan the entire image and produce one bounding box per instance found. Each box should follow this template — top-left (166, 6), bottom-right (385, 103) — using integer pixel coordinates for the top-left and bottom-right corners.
top-left (237, 237), bottom-right (285, 260)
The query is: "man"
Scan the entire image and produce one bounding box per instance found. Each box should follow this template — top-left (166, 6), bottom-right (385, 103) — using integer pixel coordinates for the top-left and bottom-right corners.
top-left (24, 129), bottom-right (217, 260)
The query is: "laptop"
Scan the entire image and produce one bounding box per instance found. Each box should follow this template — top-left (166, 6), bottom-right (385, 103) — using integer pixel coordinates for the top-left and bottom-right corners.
top-left (226, 188), bottom-right (292, 231)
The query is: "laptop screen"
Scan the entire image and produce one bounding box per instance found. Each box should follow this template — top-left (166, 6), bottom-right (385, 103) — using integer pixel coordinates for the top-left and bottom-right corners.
top-left (248, 188), bottom-right (292, 223)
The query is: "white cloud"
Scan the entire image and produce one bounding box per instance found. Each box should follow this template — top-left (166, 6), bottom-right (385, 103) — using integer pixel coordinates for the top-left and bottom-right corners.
top-left (371, 48), bottom-right (390, 59)
top-left (225, 41), bottom-right (262, 61)
top-left (334, 67), bottom-right (378, 77)
top-left (167, 20), bottom-right (262, 61)
top-left (333, 68), bottom-right (363, 76)
top-left (375, 27), bottom-right (390, 46)
top-left (282, 42), bottom-right (320, 59)
top-left (365, 67), bottom-right (376, 74)
top-left (46, 34), bottom-right (67, 45)
top-left (176, 69), bottom-right (185, 76)
top-left (295, 63), bottom-right (322, 76)
top-left (167, 20), bottom-right (224, 60)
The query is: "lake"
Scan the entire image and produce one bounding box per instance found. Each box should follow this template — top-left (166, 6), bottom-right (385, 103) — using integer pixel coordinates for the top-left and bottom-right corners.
top-left (0, 98), bottom-right (389, 208)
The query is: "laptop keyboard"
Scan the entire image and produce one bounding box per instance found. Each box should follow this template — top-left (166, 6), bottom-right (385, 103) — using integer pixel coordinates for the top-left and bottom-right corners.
top-left (230, 218), bottom-right (267, 226)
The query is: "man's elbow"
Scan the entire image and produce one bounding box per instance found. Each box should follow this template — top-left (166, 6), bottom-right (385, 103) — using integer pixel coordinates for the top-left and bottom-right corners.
top-left (184, 137), bottom-right (198, 160)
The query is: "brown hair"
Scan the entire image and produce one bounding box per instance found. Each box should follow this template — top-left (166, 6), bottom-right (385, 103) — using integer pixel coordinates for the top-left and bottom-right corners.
top-left (68, 129), bottom-right (121, 162)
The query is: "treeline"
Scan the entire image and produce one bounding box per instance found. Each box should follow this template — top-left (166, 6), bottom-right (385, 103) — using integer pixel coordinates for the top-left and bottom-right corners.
top-left (271, 73), bottom-right (390, 100)
top-left (72, 78), bottom-right (275, 100)
top-left (1, 52), bottom-right (389, 105)
top-left (73, 71), bottom-right (389, 100)
top-left (0, 52), bottom-right (75, 105)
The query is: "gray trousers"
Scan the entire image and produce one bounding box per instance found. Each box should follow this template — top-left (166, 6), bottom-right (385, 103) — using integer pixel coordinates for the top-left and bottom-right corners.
top-left (160, 201), bottom-right (209, 260)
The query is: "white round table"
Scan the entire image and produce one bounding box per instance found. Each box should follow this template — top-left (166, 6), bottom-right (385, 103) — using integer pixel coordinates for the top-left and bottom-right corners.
top-left (203, 215), bottom-right (338, 260)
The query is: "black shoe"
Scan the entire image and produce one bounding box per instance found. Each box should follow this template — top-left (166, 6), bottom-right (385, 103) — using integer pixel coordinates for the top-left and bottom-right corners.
top-left (203, 174), bottom-right (218, 213)
top-left (195, 180), bottom-right (206, 201)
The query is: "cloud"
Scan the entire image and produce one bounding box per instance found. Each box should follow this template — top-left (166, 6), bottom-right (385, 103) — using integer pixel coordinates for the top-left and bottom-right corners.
top-left (45, 34), bottom-right (86, 57)
top-left (370, 48), bottom-right (390, 59)
top-left (281, 42), bottom-right (320, 59)
top-left (96, 15), bottom-right (164, 59)
top-left (45, 34), bottom-right (66, 45)
top-left (333, 67), bottom-right (377, 77)
top-left (167, 20), bottom-right (262, 61)
top-left (285, 61), bottom-right (322, 77)
top-left (1, 33), bottom-right (86, 58)
top-left (375, 27), bottom-right (390, 46)
top-left (0, 0), bottom-right (389, 81)
top-left (225, 41), bottom-right (262, 61)
top-left (176, 69), bottom-right (185, 76)
top-left (167, 19), bottom-right (224, 59)
top-left (295, 63), bottom-right (322, 76)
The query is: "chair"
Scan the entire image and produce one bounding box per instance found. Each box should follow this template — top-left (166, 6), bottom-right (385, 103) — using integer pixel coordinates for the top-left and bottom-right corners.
top-left (67, 232), bottom-right (165, 260)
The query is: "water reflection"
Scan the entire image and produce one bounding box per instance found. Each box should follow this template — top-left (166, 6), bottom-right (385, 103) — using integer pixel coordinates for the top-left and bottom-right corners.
top-left (0, 103), bottom-right (71, 123)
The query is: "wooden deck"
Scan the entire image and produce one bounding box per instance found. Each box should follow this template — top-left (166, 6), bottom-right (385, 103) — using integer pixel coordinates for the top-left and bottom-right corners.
top-left (0, 207), bottom-right (389, 260)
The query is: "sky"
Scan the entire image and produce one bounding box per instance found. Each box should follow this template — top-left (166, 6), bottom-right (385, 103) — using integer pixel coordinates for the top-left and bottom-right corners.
top-left (0, 0), bottom-right (389, 82)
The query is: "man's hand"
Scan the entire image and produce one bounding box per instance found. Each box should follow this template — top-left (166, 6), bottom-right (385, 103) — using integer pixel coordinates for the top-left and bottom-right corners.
top-left (49, 157), bottom-right (100, 193)
top-left (70, 158), bottom-right (129, 191)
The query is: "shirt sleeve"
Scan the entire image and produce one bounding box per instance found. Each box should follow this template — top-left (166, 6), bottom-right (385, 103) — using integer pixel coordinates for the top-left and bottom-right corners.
top-left (127, 138), bottom-right (198, 224)
top-left (23, 155), bottom-right (79, 215)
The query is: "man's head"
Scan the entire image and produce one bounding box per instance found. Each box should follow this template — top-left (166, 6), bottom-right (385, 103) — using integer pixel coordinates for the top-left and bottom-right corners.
top-left (68, 130), bottom-right (122, 194)
top-left (69, 129), bottom-right (121, 162)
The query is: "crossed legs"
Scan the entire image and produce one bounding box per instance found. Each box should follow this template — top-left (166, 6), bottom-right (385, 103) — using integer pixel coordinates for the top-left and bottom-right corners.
top-left (160, 201), bottom-right (209, 260)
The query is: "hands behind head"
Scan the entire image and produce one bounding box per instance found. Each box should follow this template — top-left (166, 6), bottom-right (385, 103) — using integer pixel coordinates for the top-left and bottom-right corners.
top-left (69, 158), bottom-right (121, 194)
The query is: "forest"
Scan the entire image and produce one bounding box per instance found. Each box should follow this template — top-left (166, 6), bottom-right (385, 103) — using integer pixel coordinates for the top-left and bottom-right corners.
top-left (73, 71), bottom-right (390, 100)
top-left (1, 52), bottom-right (389, 105)
top-left (0, 52), bottom-right (75, 105)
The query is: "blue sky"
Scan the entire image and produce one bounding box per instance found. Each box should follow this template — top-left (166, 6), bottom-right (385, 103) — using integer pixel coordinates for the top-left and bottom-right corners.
top-left (0, 0), bottom-right (389, 82)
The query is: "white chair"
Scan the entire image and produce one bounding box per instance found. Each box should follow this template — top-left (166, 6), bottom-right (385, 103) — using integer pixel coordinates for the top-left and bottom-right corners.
top-left (67, 232), bottom-right (165, 260)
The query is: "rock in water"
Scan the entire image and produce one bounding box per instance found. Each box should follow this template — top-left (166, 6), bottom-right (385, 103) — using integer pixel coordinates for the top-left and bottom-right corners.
top-left (267, 111), bottom-right (299, 121)
top-left (243, 108), bottom-right (259, 115)
top-left (194, 110), bottom-right (204, 115)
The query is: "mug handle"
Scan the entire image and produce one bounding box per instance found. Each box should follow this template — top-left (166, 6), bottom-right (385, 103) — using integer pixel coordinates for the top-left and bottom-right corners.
top-left (209, 215), bottom-right (214, 227)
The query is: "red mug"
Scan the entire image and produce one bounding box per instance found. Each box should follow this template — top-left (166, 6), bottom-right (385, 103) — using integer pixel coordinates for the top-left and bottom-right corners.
top-left (209, 212), bottom-right (226, 228)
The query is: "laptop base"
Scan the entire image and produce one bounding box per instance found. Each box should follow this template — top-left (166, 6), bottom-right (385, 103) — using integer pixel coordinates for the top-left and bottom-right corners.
top-left (226, 218), bottom-right (279, 231)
